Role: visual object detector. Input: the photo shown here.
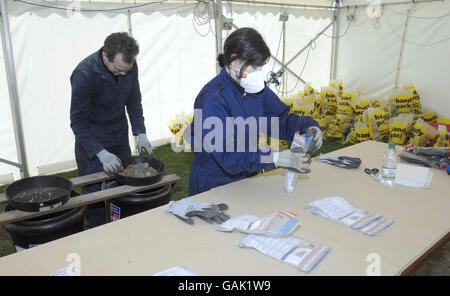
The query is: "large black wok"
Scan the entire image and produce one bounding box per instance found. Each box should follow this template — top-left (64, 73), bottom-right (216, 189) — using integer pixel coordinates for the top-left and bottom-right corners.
top-left (5, 176), bottom-right (73, 212)
top-left (113, 148), bottom-right (166, 186)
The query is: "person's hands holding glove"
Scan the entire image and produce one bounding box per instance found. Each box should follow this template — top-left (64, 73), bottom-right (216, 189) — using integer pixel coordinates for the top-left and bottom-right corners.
top-left (273, 150), bottom-right (312, 174)
top-left (96, 149), bottom-right (123, 173)
top-left (138, 133), bottom-right (153, 156)
top-left (305, 126), bottom-right (323, 152)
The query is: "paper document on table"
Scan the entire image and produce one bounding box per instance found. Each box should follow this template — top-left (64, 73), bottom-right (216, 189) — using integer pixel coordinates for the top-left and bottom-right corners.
top-left (306, 196), bottom-right (356, 220)
top-left (237, 234), bottom-right (331, 273)
top-left (307, 197), bottom-right (396, 237)
top-left (394, 164), bottom-right (434, 188)
top-left (217, 211), bottom-right (300, 237)
top-left (153, 266), bottom-right (200, 276)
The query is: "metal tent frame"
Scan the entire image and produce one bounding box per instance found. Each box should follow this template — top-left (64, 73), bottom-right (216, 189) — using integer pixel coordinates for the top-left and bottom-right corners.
top-left (0, 0), bottom-right (445, 180)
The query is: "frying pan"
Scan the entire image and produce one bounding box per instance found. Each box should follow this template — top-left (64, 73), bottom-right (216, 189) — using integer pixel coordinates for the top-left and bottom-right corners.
top-left (5, 176), bottom-right (73, 212)
top-left (113, 147), bottom-right (166, 186)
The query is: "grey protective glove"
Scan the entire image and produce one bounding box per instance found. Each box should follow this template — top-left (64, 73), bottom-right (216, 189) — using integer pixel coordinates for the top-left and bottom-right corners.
top-left (138, 133), bottom-right (153, 156)
top-left (273, 150), bottom-right (312, 174)
top-left (306, 126), bottom-right (323, 153)
top-left (316, 154), bottom-right (362, 169)
top-left (165, 198), bottom-right (231, 225)
top-left (96, 149), bottom-right (123, 173)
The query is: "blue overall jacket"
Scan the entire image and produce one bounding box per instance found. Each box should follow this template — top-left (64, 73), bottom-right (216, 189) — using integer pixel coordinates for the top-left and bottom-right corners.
top-left (187, 67), bottom-right (319, 196)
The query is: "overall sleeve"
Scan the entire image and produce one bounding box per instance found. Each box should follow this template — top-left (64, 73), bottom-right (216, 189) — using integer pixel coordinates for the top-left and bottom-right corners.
top-left (263, 89), bottom-right (319, 141)
top-left (126, 64), bottom-right (146, 135)
top-left (70, 69), bottom-right (104, 159)
top-left (198, 96), bottom-right (276, 176)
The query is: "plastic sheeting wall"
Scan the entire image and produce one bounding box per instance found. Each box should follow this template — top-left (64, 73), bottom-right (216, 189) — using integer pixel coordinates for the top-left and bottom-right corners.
top-left (0, 1), bottom-right (333, 181)
top-left (335, 1), bottom-right (450, 117)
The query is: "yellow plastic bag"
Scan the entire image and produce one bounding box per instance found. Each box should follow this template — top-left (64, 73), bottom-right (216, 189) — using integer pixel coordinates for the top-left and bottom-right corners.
top-left (320, 87), bottom-right (338, 116)
top-left (303, 95), bottom-right (323, 117)
top-left (388, 89), bottom-right (414, 116)
top-left (292, 101), bottom-right (315, 117)
top-left (422, 109), bottom-right (438, 123)
top-left (326, 114), bottom-right (353, 143)
top-left (353, 96), bottom-right (370, 124)
top-left (329, 79), bottom-right (343, 97)
top-left (402, 84), bottom-right (422, 115)
top-left (409, 118), bottom-right (439, 147)
top-left (364, 108), bottom-right (389, 142)
top-left (303, 82), bottom-right (315, 96)
top-left (388, 113), bottom-right (414, 145)
top-left (433, 124), bottom-right (449, 147)
top-left (344, 122), bottom-right (371, 145)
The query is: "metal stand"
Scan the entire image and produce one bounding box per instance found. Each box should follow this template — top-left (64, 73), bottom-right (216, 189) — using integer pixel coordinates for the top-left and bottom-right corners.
top-left (0, 0), bottom-right (29, 178)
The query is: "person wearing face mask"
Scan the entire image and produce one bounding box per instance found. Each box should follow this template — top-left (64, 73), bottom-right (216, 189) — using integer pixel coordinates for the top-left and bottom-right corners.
top-left (185, 27), bottom-right (323, 196)
top-left (70, 32), bottom-right (152, 227)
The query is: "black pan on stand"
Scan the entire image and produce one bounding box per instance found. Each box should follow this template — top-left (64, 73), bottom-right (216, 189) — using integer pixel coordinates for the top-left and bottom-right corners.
top-left (112, 147), bottom-right (166, 186)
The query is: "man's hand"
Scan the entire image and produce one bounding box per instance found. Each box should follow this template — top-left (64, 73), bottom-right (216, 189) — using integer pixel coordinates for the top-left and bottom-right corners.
top-left (138, 133), bottom-right (153, 156)
top-left (96, 149), bottom-right (123, 173)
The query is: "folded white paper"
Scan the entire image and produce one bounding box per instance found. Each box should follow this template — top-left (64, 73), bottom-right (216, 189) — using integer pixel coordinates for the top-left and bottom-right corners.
top-left (394, 164), bottom-right (433, 189)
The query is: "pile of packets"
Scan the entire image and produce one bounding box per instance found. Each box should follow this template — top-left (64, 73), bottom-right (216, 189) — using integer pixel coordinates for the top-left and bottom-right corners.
top-left (279, 80), bottom-right (449, 151)
top-left (167, 81), bottom-right (450, 158)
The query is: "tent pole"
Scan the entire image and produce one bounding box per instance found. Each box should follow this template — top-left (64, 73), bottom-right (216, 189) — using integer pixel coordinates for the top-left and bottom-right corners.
top-left (330, 1), bottom-right (341, 81)
top-left (0, 0), bottom-right (29, 178)
top-left (395, 8), bottom-right (411, 89)
top-left (212, 0), bottom-right (223, 75)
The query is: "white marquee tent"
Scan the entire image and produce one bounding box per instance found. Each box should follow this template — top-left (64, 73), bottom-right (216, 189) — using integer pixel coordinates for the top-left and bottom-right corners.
top-left (0, 0), bottom-right (449, 183)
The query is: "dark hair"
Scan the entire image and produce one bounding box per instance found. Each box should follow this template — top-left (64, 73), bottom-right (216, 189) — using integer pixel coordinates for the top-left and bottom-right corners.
top-left (217, 27), bottom-right (271, 77)
top-left (103, 32), bottom-right (139, 64)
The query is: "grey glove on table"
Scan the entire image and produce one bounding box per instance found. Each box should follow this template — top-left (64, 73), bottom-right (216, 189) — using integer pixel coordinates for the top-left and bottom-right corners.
top-left (165, 198), bottom-right (230, 225)
top-left (96, 149), bottom-right (123, 173)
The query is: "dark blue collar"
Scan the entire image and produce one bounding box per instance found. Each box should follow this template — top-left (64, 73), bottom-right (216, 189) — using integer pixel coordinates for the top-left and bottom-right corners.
top-left (92, 48), bottom-right (108, 75)
top-left (219, 66), bottom-right (245, 95)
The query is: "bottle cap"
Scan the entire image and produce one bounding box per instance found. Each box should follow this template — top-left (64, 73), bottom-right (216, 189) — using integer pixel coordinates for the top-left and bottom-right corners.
top-left (388, 143), bottom-right (395, 150)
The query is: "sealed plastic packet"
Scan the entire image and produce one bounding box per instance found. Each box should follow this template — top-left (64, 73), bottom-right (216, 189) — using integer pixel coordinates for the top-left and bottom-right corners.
top-left (388, 113), bottom-right (414, 145)
top-left (237, 234), bottom-right (331, 273)
top-left (344, 121), bottom-right (371, 145)
top-left (303, 82), bottom-right (315, 96)
top-left (353, 95), bottom-right (370, 124)
top-left (330, 79), bottom-right (343, 97)
top-left (326, 114), bottom-right (353, 143)
top-left (409, 118), bottom-right (439, 147)
top-left (388, 89), bottom-right (414, 116)
top-left (217, 211), bottom-right (300, 237)
top-left (303, 94), bottom-right (323, 117)
top-left (306, 196), bottom-right (396, 237)
top-left (401, 83), bottom-right (422, 115)
top-left (292, 100), bottom-right (315, 117)
top-left (422, 108), bottom-right (438, 123)
top-left (320, 87), bottom-right (338, 116)
top-left (363, 108), bottom-right (389, 142)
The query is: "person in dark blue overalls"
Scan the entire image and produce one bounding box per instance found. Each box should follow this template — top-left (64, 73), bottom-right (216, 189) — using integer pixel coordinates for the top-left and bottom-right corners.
top-left (70, 32), bottom-right (153, 228)
top-left (186, 27), bottom-right (323, 196)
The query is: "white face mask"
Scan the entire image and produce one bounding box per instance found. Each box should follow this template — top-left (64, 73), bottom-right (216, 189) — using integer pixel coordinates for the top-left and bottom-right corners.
top-left (231, 66), bottom-right (265, 94)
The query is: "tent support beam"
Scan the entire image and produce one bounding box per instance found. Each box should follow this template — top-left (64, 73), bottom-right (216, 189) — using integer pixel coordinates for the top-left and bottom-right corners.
top-left (0, 0), bottom-right (29, 178)
top-left (395, 8), bottom-right (411, 89)
top-left (330, 1), bottom-right (340, 80)
top-left (212, 0), bottom-right (223, 74)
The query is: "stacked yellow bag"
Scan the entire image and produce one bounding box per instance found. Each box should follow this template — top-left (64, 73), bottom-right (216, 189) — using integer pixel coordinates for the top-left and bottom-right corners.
top-left (292, 99), bottom-right (315, 118)
top-left (402, 84), bottom-right (422, 115)
top-left (320, 87), bottom-right (338, 116)
top-left (408, 118), bottom-right (439, 147)
top-left (329, 79), bottom-right (343, 97)
top-left (325, 114), bottom-right (353, 143)
top-left (422, 109), bottom-right (438, 123)
top-left (388, 113), bottom-right (414, 145)
top-left (388, 89), bottom-right (414, 117)
top-left (363, 108), bottom-right (389, 142)
top-left (168, 112), bottom-right (193, 153)
top-left (344, 121), bottom-right (371, 144)
top-left (352, 95), bottom-right (370, 124)
top-left (303, 94), bottom-right (323, 118)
